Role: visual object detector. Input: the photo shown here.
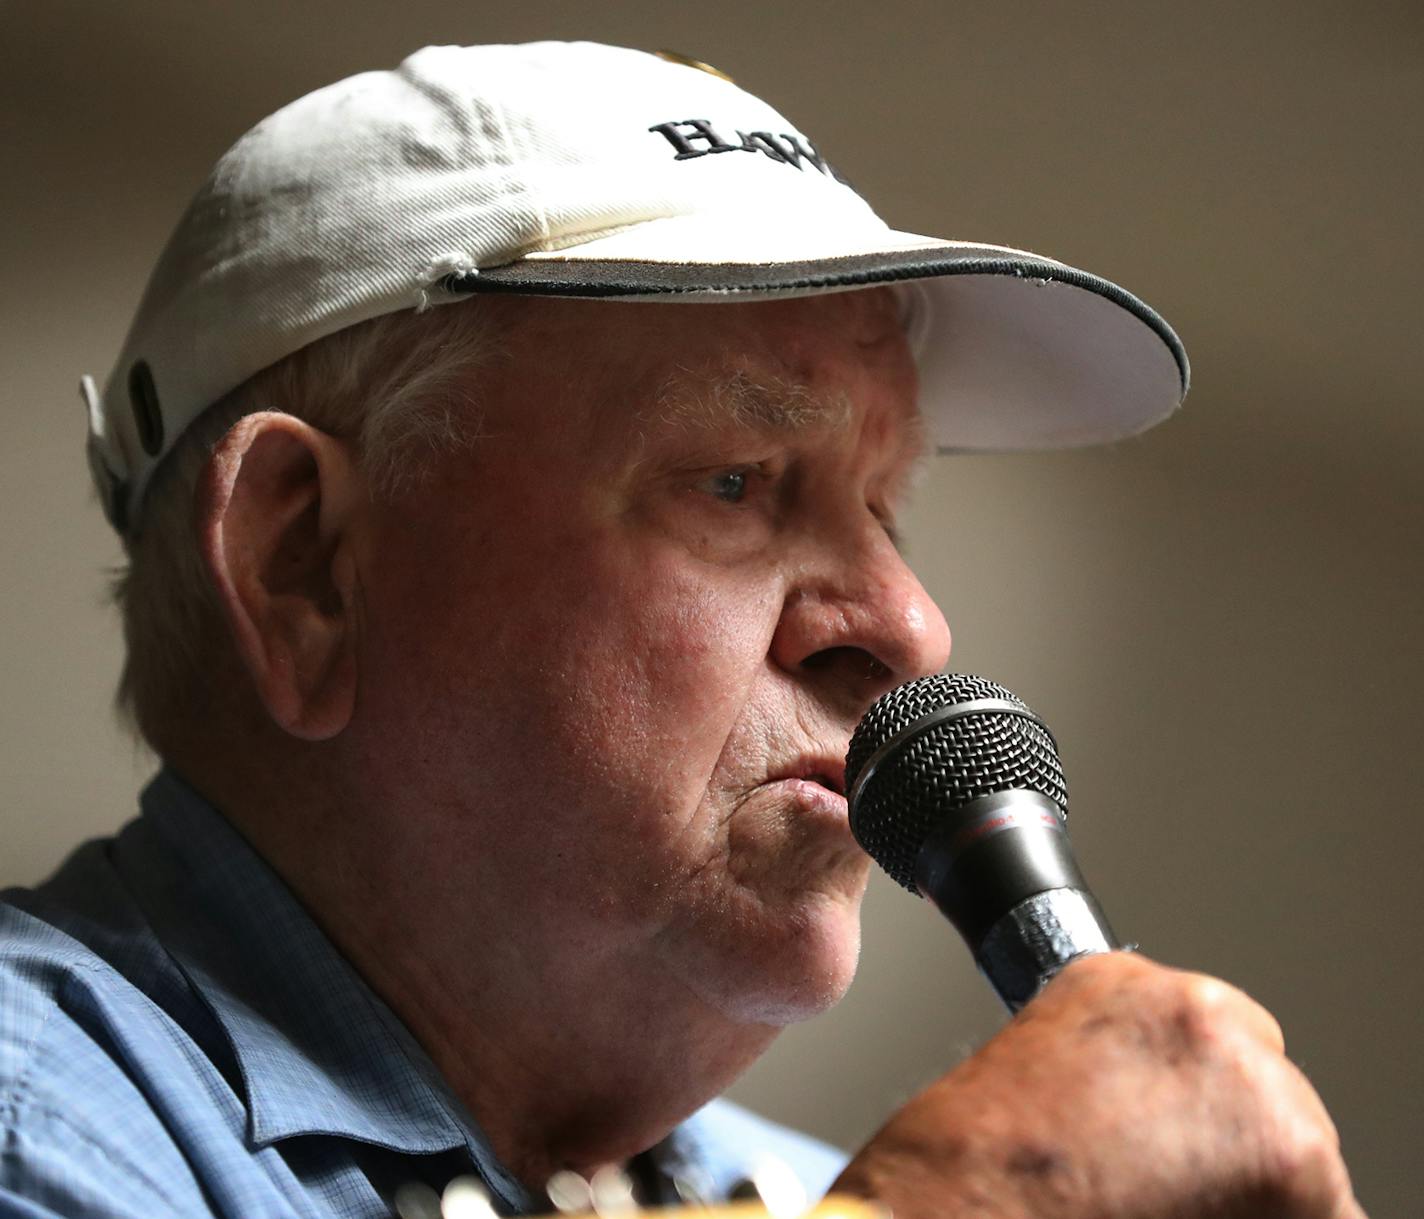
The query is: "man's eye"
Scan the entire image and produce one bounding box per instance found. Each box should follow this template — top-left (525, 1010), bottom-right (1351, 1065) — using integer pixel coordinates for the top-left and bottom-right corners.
top-left (700, 469), bottom-right (750, 503)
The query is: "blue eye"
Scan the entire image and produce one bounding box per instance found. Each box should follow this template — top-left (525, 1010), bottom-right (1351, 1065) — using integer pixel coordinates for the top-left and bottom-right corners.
top-left (705, 469), bottom-right (749, 503)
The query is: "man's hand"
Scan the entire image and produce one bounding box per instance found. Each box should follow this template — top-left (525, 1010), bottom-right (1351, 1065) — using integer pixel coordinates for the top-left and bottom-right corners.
top-left (833, 953), bottom-right (1365, 1218)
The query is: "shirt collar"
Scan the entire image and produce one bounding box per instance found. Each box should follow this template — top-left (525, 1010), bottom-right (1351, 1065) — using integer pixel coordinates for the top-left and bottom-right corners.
top-left (116, 768), bottom-right (530, 1206)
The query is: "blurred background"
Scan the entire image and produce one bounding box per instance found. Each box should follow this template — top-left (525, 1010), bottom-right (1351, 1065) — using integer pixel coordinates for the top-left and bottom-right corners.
top-left (2, 1), bottom-right (1419, 1212)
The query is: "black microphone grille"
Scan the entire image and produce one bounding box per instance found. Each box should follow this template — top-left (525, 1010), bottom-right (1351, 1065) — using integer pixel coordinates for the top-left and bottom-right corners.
top-left (846, 673), bottom-right (1069, 892)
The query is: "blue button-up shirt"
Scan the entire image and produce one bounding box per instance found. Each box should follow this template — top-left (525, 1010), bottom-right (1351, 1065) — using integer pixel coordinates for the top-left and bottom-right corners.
top-left (0, 771), bottom-right (844, 1217)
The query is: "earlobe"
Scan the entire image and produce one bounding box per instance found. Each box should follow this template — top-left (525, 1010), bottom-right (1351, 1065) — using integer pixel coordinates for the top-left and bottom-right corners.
top-left (196, 412), bottom-right (363, 741)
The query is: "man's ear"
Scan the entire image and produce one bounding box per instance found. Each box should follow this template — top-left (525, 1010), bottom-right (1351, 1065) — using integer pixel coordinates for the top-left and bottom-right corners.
top-left (196, 412), bottom-right (363, 741)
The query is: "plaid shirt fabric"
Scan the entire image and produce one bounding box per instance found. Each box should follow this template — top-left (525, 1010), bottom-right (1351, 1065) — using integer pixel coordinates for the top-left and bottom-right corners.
top-left (0, 770), bottom-right (844, 1217)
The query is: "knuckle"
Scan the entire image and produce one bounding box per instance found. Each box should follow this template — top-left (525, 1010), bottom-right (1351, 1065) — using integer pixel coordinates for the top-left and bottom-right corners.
top-left (1161, 974), bottom-right (1237, 1050)
top-left (1259, 1123), bottom-right (1351, 1211)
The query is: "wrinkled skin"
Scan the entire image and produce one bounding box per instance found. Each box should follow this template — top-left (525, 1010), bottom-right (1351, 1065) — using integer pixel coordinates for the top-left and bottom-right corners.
top-left (348, 290), bottom-right (947, 1028)
top-left (190, 290), bottom-right (1364, 1211)
top-left (836, 953), bottom-right (1365, 1218)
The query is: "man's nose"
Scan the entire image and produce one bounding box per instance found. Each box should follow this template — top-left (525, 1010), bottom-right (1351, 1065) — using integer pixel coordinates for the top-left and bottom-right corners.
top-left (769, 525), bottom-right (952, 715)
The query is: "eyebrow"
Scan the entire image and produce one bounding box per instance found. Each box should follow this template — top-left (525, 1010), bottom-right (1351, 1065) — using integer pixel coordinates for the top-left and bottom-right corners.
top-left (640, 364), bottom-right (933, 512)
top-left (651, 368), bottom-right (854, 434)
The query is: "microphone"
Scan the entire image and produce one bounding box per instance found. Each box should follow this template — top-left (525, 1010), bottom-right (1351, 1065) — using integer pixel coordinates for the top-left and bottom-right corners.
top-left (846, 673), bottom-right (1121, 1012)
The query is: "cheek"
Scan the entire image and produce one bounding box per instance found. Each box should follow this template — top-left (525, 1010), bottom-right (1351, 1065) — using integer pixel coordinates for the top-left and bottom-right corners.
top-left (373, 509), bottom-right (785, 827)
top-left (526, 543), bottom-right (782, 793)
top-left (495, 544), bottom-right (788, 918)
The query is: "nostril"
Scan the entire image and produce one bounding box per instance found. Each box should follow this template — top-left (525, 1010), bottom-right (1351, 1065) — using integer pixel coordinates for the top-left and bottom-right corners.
top-left (802, 646), bottom-right (890, 683)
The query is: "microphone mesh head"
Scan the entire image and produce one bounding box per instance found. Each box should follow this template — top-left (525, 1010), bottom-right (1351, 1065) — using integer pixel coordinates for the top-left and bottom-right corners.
top-left (846, 673), bottom-right (1068, 891)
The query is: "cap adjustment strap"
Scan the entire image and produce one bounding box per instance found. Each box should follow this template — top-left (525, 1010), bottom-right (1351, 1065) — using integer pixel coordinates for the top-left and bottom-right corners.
top-left (80, 374), bottom-right (132, 532)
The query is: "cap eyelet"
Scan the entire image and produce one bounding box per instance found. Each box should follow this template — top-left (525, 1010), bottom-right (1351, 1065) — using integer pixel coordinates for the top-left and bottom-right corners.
top-left (128, 359), bottom-right (164, 457)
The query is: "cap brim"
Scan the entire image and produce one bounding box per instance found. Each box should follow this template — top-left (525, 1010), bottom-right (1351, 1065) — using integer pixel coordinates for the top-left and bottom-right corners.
top-left (446, 230), bottom-right (1188, 452)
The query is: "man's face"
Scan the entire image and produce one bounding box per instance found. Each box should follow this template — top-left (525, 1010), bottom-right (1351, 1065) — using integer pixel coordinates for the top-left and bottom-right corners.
top-left (354, 290), bottom-right (951, 1027)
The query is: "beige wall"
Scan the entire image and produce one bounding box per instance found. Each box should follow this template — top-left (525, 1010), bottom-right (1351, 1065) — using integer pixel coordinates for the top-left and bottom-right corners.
top-left (2, 1), bottom-right (1420, 1212)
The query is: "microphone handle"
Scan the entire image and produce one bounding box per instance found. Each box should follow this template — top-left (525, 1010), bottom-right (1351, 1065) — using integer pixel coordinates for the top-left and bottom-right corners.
top-left (912, 789), bottom-right (1122, 1012)
top-left (974, 888), bottom-right (1120, 1012)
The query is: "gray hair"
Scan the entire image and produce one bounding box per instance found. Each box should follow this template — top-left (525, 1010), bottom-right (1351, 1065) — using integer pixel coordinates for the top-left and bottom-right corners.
top-left (114, 301), bottom-right (499, 747)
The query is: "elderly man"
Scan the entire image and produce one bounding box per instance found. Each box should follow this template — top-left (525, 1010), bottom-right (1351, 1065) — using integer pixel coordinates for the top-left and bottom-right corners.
top-left (1, 42), bottom-right (1361, 1219)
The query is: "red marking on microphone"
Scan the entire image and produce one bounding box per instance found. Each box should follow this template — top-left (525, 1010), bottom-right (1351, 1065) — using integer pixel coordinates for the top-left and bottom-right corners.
top-left (950, 804), bottom-right (1063, 853)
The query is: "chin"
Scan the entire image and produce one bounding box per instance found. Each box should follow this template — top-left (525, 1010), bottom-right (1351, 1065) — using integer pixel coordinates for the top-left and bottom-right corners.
top-left (684, 886), bottom-right (868, 1028)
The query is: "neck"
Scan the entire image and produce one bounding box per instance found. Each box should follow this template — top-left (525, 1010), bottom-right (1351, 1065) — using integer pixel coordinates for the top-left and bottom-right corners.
top-left (349, 932), bottom-right (776, 1188)
top-left (172, 734), bottom-right (779, 1193)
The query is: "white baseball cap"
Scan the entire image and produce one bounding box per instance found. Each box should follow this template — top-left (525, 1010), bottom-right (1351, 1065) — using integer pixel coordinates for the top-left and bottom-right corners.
top-left (84, 41), bottom-right (1188, 534)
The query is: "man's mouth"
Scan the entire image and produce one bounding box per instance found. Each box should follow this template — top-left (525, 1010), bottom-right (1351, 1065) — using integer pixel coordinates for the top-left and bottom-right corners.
top-left (768, 755), bottom-right (847, 798)
top-left (801, 771), bottom-right (845, 797)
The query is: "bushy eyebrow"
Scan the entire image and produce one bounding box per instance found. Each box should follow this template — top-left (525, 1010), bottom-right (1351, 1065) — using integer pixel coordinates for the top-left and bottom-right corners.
top-left (651, 368), bottom-right (853, 433)
top-left (637, 365), bottom-right (933, 514)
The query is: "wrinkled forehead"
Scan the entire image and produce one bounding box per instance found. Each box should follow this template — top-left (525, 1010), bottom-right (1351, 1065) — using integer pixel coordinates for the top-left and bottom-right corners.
top-left (486, 288), bottom-right (922, 451)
